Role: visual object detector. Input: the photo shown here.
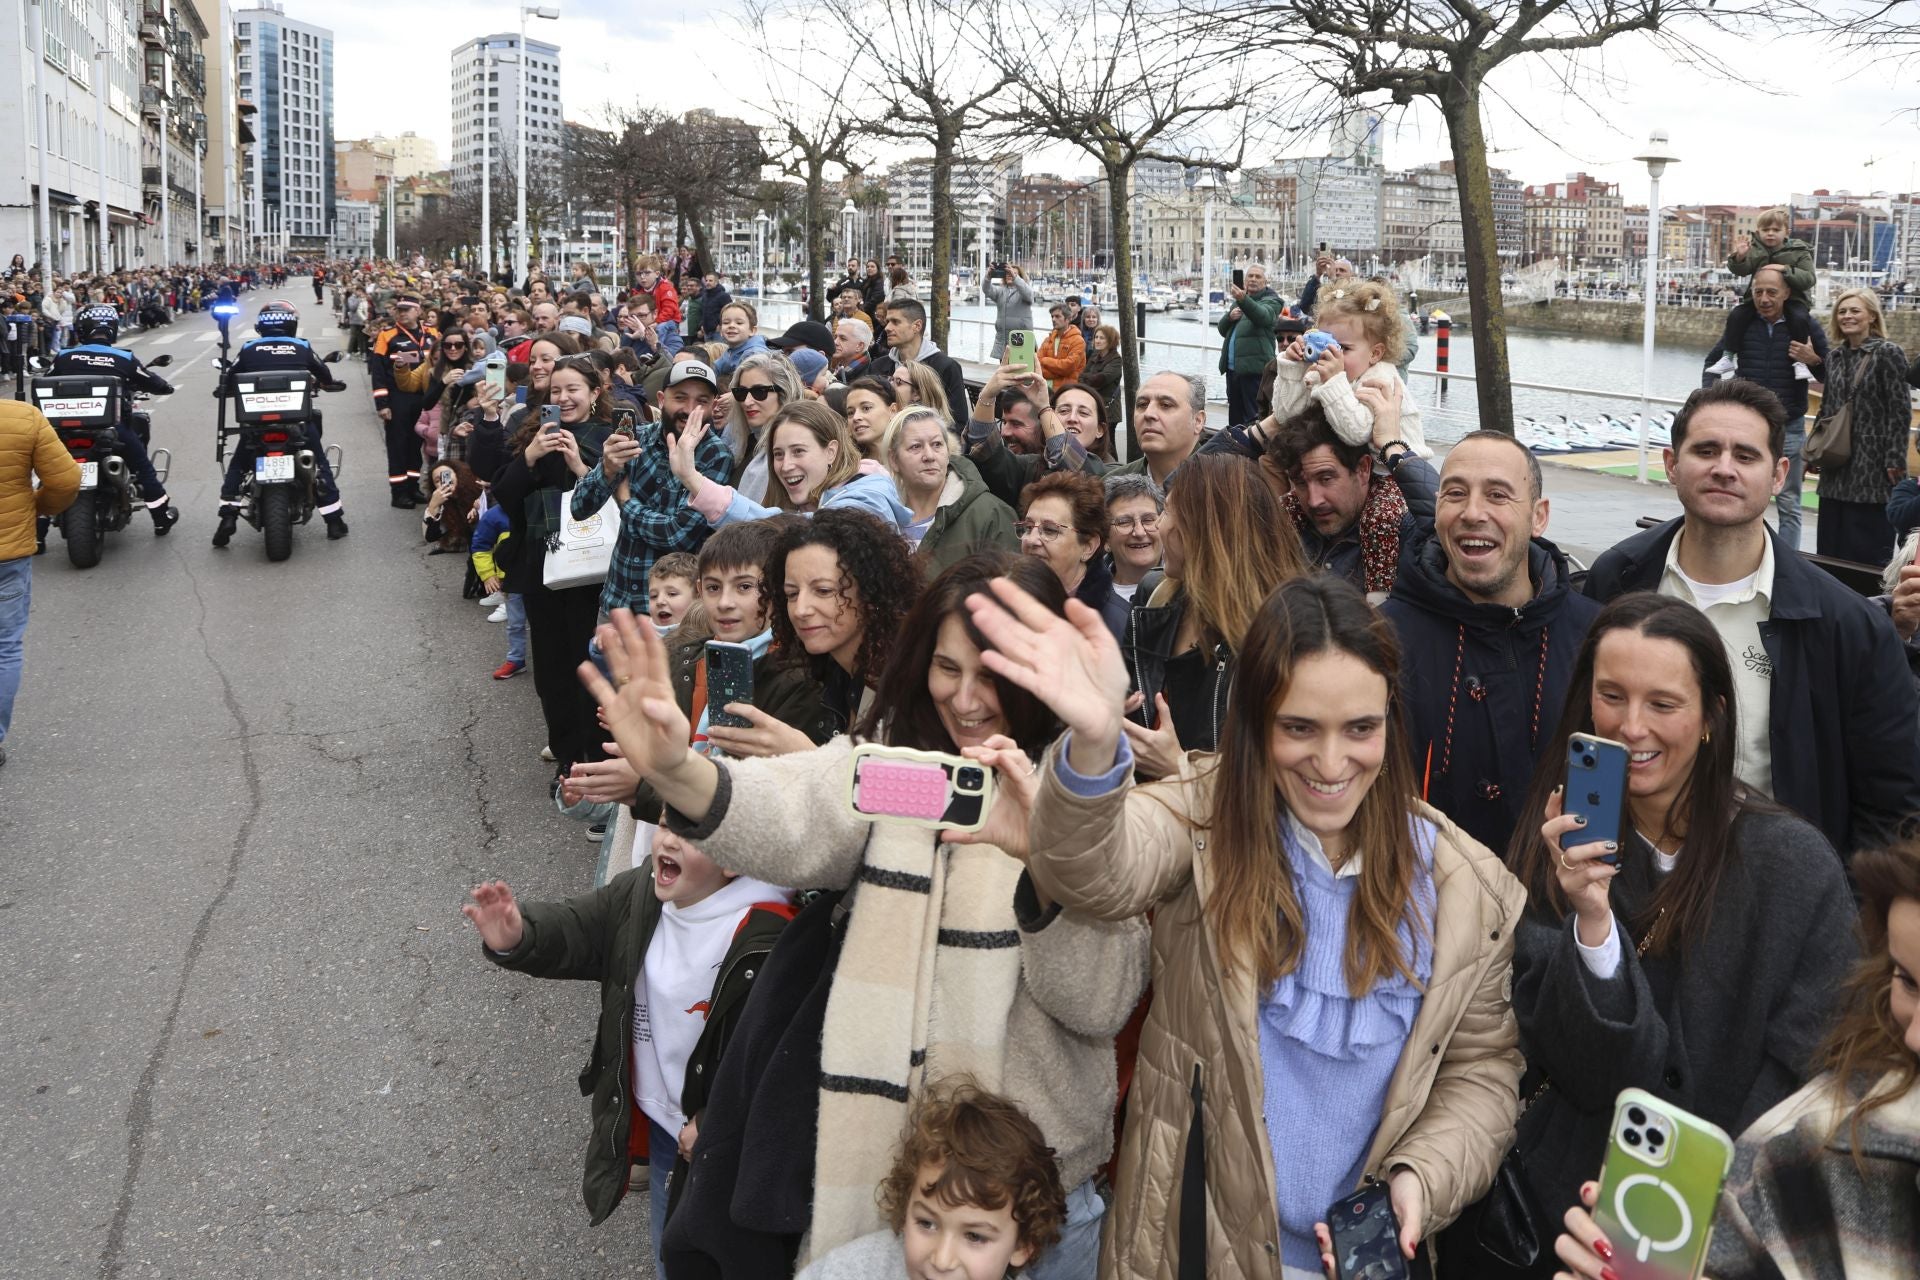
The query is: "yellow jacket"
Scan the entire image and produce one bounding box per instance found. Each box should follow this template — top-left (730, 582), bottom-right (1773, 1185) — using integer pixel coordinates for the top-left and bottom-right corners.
top-left (0, 402), bottom-right (81, 559)
top-left (471, 528), bottom-right (510, 582)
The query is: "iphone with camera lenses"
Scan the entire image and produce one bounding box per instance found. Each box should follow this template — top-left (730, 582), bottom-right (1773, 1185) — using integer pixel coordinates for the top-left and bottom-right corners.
top-left (1593, 1090), bottom-right (1733, 1280)
top-left (1325, 1182), bottom-right (1413, 1280)
top-left (540, 404), bottom-right (563, 434)
top-left (1563, 733), bottom-right (1630, 866)
top-left (704, 640), bottom-right (755, 732)
top-left (1005, 329), bottom-right (1041, 377)
top-left (846, 744), bottom-right (996, 832)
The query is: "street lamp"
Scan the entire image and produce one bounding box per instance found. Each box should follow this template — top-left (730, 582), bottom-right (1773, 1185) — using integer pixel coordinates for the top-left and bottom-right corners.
top-left (1632, 129), bottom-right (1679, 483)
top-left (481, 47), bottom-right (516, 283)
top-left (28, 0), bottom-right (53, 292)
top-left (841, 197), bottom-right (856, 265)
top-left (755, 209), bottom-right (770, 307)
top-left (976, 190), bottom-right (992, 306)
top-left (515, 2), bottom-right (560, 286)
top-left (193, 113), bottom-right (206, 269)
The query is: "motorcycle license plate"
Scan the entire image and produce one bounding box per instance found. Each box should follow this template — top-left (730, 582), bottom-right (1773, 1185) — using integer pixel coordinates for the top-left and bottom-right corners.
top-left (255, 455), bottom-right (296, 482)
top-left (78, 461), bottom-right (99, 490)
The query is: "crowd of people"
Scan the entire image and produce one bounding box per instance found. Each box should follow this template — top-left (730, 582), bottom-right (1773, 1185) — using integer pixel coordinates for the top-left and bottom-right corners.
top-left (7, 236), bottom-right (1920, 1278)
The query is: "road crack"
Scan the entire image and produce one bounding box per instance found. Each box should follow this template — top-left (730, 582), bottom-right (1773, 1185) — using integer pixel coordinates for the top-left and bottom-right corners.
top-left (97, 545), bottom-right (264, 1280)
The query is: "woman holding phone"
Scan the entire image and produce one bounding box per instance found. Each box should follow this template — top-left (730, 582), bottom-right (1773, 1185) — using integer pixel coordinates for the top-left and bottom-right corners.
top-left (581, 552), bottom-right (1149, 1279)
top-left (1486, 592), bottom-right (1855, 1278)
top-left (1552, 838), bottom-right (1920, 1279)
top-left (976, 572), bottom-right (1527, 1279)
top-left (491, 354), bottom-right (615, 770)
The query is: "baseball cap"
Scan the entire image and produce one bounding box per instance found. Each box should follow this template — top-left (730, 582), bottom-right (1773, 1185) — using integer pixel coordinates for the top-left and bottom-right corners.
top-left (769, 320), bottom-right (834, 356)
top-left (667, 359), bottom-right (719, 391)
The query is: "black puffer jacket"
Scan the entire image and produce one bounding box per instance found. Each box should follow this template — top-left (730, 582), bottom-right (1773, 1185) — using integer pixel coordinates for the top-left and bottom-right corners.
top-left (1121, 580), bottom-right (1234, 754)
top-left (1380, 534), bottom-right (1601, 857)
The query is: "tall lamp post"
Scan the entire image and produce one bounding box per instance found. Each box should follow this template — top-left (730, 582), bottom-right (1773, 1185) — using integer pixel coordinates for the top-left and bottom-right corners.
top-left (94, 46), bottom-right (110, 274)
top-left (29, 0), bottom-right (53, 293)
top-left (841, 197), bottom-right (855, 265)
top-left (192, 113), bottom-right (206, 268)
top-left (514, 2), bottom-right (560, 286)
top-left (1195, 169), bottom-right (1217, 325)
top-left (754, 209), bottom-right (770, 308)
top-left (1632, 130), bottom-right (1678, 484)
top-left (976, 190), bottom-right (992, 306)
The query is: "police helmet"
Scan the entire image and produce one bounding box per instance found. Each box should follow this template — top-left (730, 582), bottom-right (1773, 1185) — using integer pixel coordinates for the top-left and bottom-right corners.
top-left (74, 303), bottom-right (120, 346)
top-left (256, 302), bottom-right (300, 338)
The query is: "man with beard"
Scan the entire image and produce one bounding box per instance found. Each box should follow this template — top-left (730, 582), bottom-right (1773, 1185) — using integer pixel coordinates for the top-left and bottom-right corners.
top-left (963, 363), bottom-right (1106, 510)
top-left (1380, 431), bottom-right (1599, 854)
top-left (569, 359), bottom-right (733, 619)
top-left (1583, 377), bottom-right (1920, 860)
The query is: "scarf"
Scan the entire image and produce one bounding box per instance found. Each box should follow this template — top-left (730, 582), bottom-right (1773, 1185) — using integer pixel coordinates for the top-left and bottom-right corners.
top-left (806, 829), bottom-right (1025, 1264)
top-left (1284, 472), bottom-right (1409, 594)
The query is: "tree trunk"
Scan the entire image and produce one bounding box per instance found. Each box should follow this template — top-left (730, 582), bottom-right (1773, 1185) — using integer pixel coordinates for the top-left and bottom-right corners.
top-left (679, 196), bottom-right (714, 286)
top-left (1105, 151), bottom-right (1141, 460)
top-left (1440, 79), bottom-right (1514, 436)
top-left (929, 126), bottom-right (956, 350)
top-left (805, 158), bottom-right (829, 323)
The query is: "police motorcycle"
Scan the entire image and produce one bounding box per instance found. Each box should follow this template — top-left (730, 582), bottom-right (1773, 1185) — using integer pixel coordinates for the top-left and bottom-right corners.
top-left (28, 351), bottom-right (174, 570)
top-left (211, 296), bottom-right (345, 562)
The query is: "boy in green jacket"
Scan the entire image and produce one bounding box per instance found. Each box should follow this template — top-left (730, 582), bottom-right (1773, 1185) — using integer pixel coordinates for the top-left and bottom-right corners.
top-left (1707, 206), bottom-right (1817, 379)
top-left (464, 830), bottom-right (792, 1267)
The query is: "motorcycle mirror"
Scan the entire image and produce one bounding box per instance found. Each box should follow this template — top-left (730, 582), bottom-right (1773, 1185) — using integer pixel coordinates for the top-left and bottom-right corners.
top-left (324, 351), bottom-right (343, 364)
top-left (149, 353), bottom-right (173, 368)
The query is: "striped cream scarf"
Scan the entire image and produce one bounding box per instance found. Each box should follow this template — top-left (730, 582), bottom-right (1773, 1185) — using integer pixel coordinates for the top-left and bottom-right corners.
top-left (803, 830), bottom-right (1026, 1265)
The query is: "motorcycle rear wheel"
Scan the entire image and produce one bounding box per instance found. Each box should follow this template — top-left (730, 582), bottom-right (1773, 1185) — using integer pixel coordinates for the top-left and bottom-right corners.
top-left (65, 494), bottom-right (102, 569)
top-left (261, 486), bottom-right (294, 562)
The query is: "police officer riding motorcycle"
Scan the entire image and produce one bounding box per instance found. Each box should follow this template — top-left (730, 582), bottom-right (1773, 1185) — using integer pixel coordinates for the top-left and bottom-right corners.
top-left (212, 301), bottom-right (350, 549)
top-left (37, 302), bottom-right (179, 540)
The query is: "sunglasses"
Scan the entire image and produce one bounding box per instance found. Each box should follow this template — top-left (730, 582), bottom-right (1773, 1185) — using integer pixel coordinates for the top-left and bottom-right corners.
top-left (442, 341), bottom-right (467, 349)
top-left (733, 384), bottom-right (781, 402)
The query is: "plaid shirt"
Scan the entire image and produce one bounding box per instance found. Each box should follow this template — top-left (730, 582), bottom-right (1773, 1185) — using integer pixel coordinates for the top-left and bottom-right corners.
top-left (570, 422), bottom-right (732, 615)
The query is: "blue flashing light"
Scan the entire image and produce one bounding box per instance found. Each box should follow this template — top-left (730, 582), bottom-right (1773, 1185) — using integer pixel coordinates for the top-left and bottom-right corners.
top-left (212, 303), bottom-right (241, 317)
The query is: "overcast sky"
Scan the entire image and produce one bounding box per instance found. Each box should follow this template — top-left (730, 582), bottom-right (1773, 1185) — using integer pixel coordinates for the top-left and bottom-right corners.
top-left (325, 0), bottom-right (1918, 208)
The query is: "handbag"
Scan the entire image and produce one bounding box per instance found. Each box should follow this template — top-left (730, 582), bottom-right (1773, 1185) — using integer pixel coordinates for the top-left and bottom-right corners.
top-left (1470, 909), bottom-right (1667, 1270)
top-left (1805, 351), bottom-right (1871, 471)
top-left (542, 486), bottom-right (618, 590)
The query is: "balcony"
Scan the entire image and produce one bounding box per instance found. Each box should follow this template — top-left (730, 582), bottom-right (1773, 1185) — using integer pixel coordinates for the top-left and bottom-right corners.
top-left (140, 9), bottom-right (168, 46)
top-left (142, 166), bottom-right (164, 196)
top-left (140, 85), bottom-right (162, 122)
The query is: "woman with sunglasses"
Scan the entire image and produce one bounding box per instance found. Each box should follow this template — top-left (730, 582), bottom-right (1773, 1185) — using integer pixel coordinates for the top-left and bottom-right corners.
top-left (1019, 472), bottom-right (1128, 640)
top-left (718, 351), bottom-right (803, 505)
top-left (425, 330), bottom-right (477, 465)
top-left (882, 404), bottom-right (1018, 571)
top-left (491, 353), bottom-right (615, 770)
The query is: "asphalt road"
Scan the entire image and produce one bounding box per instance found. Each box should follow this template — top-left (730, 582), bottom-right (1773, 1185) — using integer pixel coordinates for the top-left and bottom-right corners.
top-left (1, 283), bottom-right (656, 1277)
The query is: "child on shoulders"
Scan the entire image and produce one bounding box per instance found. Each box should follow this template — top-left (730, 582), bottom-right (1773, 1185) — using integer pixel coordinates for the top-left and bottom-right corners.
top-left (1706, 206), bottom-right (1818, 381)
top-left (1271, 278), bottom-right (1429, 459)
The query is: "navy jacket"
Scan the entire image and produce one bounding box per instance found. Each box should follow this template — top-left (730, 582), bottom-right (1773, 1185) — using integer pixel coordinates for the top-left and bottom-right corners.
top-left (1702, 318), bottom-right (1828, 421)
top-left (1381, 535), bottom-right (1601, 858)
top-left (1888, 477), bottom-right (1920, 535)
top-left (1583, 516), bottom-right (1920, 859)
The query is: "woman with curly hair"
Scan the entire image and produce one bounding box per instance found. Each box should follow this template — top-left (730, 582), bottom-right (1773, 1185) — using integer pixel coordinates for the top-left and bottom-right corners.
top-left (581, 551), bottom-right (1149, 1278)
top-left (420, 459), bottom-right (483, 553)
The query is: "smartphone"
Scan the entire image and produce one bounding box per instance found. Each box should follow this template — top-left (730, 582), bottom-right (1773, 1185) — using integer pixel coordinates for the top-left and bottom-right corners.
top-left (847, 744), bottom-right (996, 833)
top-left (540, 405), bottom-right (563, 434)
top-left (1564, 733), bottom-right (1630, 865)
top-left (1005, 329), bottom-right (1042, 376)
top-left (611, 407), bottom-right (637, 439)
top-left (1325, 1183), bottom-right (1420, 1280)
top-left (1592, 1090), bottom-right (1733, 1280)
top-left (705, 640), bottom-right (755, 730)
top-left (483, 349), bottom-right (507, 398)
top-left (1232, 268), bottom-right (1246, 289)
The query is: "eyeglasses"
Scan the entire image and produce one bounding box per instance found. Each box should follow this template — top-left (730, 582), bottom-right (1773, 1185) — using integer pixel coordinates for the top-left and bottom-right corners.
top-left (1014, 521), bottom-right (1074, 544)
top-left (733, 383), bottom-right (781, 402)
top-left (1109, 514), bottom-right (1160, 533)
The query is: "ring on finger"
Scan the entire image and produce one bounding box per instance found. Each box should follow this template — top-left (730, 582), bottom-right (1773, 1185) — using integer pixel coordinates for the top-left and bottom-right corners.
top-left (1560, 852), bottom-right (1573, 872)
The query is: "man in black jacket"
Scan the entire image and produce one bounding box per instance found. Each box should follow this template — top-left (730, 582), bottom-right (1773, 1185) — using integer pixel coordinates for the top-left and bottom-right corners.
top-left (870, 298), bottom-right (971, 435)
top-left (1583, 378), bottom-right (1920, 860)
top-left (1381, 431), bottom-right (1600, 855)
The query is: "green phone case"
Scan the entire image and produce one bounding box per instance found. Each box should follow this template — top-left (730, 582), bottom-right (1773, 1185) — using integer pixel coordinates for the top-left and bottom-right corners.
top-left (1593, 1089), bottom-right (1734, 1280)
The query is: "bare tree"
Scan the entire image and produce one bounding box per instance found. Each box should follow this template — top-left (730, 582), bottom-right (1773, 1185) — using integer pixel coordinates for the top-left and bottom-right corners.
top-left (746, 1), bottom-right (871, 322)
top-left (1189, 0), bottom-right (1759, 435)
top-left (996, 0), bottom-right (1250, 451)
top-left (572, 107), bottom-right (765, 283)
top-left (821, 0), bottom-right (1013, 347)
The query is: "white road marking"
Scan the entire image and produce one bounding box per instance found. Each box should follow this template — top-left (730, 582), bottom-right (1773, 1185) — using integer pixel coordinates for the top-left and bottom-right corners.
top-left (149, 332), bottom-right (183, 345)
top-left (196, 331), bottom-right (219, 343)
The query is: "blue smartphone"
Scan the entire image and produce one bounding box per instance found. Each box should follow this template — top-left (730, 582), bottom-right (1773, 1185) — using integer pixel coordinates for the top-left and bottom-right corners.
top-left (1564, 733), bottom-right (1629, 865)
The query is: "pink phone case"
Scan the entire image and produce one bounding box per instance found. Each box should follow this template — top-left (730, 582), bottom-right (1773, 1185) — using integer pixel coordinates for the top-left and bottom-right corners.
top-left (853, 758), bottom-right (951, 821)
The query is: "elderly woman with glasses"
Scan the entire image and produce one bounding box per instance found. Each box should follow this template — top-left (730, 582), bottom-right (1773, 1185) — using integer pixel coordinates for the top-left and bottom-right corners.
top-left (1018, 470), bottom-right (1128, 640)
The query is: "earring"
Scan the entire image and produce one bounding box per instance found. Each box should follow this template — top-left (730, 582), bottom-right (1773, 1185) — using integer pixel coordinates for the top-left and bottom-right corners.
top-left (1702, 730), bottom-right (1711, 744)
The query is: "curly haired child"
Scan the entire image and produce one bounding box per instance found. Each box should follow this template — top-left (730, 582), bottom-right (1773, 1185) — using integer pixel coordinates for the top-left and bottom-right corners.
top-left (797, 1078), bottom-right (1068, 1280)
top-left (1270, 278), bottom-right (1428, 458)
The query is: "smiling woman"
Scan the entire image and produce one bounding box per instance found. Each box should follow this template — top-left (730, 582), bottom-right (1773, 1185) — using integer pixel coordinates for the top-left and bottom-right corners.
top-left (986, 572), bottom-right (1529, 1279)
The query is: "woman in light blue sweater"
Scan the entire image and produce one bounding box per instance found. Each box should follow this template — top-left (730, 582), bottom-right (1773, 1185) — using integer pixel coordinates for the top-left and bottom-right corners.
top-left (670, 400), bottom-right (912, 534)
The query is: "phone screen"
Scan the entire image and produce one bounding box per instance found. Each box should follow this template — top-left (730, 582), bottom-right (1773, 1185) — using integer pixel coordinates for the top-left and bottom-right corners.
top-left (1324, 1184), bottom-right (1408, 1280)
top-left (1232, 269), bottom-right (1246, 289)
top-left (612, 408), bottom-right (637, 439)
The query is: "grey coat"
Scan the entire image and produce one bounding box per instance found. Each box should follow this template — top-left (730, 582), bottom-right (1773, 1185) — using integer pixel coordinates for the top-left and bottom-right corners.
top-left (1815, 337), bottom-right (1913, 506)
top-left (1511, 807), bottom-right (1857, 1220)
top-left (987, 275), bottom-right (1037, 358)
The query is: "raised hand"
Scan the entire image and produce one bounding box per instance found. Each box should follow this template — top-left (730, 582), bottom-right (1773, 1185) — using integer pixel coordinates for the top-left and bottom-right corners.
top-left (578, 609), bottom-right (694, 780)
top-left (668, 405), bottom-right (711, 496)
top-left (1541, 785), bottom-right (1618, 944)
top-left (462, 880), bottom-right (524, 952)
top-left (965, 577), bottom-right (1129, 775)
top-left (942, 735), bottom-right (1040, 859)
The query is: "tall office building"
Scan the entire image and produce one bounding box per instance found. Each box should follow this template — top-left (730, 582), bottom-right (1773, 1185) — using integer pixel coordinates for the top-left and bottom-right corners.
top-left (450, 33), bottom-right (563, 197)
top-left (234, 1), bottom-right (334, 256)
